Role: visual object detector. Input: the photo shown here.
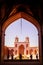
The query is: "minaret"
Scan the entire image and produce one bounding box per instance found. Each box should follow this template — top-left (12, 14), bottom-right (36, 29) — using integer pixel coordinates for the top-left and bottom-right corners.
top-left (15, 36), bottom-right (19, 42)
top-left (25, 37), bottom-right (29, 43)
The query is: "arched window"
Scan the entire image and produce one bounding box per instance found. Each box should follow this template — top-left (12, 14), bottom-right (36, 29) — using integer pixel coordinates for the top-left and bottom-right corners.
top-left (15, 44), bottom-right (17, 47)
top-left (15, 50), bottom-right (17, 55)
top-left (26, 50), bottom-right (28, 55)
top-left (26, 44), bottom-right (28, 47)
top-left (1, 12), bottom-right (42, 64)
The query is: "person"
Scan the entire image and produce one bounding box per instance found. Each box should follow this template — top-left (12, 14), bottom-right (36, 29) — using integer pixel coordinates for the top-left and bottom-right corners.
top-left (36, 54), bottom-right (38, 60)
top-left (7, 49), bottom-right (9, 60)
top-left (19, 54), bottom-right (22, 60)
top-left (30, 54), bottom-right (33, 60)
top-left (11, 49), bottom-right (14, 60)
top-left (11, 53), bottom-right (13, 60)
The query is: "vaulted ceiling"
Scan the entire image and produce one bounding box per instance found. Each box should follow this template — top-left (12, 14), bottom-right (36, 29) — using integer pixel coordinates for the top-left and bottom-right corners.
top-left (0, 0), bottom-right (43, 26)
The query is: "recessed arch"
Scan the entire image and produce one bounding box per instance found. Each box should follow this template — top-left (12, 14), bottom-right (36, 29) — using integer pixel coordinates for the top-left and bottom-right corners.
top-left (1, 12), bottom-right (42, 63)
top-left (18, 45), bottom-right (24, 55)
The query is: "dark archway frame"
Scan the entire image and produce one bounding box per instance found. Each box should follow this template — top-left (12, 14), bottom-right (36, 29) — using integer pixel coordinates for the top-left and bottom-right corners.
top-left (1, 12), bottom-right (42, 64)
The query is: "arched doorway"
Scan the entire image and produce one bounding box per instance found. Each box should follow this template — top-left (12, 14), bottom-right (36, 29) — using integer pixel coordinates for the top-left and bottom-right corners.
top-left (1, 12), bottom-right (42, 63)
top-left (18, 45), bottom-right (24, 55)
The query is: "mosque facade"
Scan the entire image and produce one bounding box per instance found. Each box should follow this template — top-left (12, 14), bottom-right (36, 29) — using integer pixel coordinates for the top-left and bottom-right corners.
top-left (8, 36), bottom-right (39, 59)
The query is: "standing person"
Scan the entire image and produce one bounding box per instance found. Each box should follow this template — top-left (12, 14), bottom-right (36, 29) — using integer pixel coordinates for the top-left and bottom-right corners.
top-left (36, 54), bottom-right (38, 60)
top-left (7, 49), bottom-right (9, 60)
top-left (19, 54), bottom-right (22, 60)
top-left (30, 54), bottom-right (33, 60)
top-left (11, 49), bottom-right (14, 60)
top-left (11, 52), bottom-right (14, 60)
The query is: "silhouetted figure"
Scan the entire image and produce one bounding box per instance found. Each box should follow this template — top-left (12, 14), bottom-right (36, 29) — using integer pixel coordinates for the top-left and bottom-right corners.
top-left (36, 54), bottom-right (38, 60)
top-left (19, 54), bottom-right (22, 60)
top-left (7, 49), bottom-right (9, 60)
top-left (11, 53), bottom-right (14, 60)
top-left (11, 49), bottom-right (14, 60)
top-left (30, 54), bottom-right (33, 60)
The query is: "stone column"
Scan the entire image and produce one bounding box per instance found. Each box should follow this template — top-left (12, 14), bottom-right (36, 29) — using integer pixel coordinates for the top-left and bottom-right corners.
top-left (1, 30), bottom-right (5, 61)
top-left (38, 29), bottom-right (42, 62)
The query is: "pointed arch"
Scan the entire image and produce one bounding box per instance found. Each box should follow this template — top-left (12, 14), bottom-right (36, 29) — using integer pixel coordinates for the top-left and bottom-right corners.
top-left (18, 45), bottom-right (24, 55)
top-left (1, 12), bottom-right (42, 64)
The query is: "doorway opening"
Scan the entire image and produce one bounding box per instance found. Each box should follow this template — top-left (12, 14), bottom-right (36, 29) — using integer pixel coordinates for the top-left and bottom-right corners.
top-left (1, 12), bottom-right (42, 62)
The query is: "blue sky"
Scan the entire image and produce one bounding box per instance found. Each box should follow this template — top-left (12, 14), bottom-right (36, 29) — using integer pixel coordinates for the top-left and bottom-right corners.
top-left (5, 18), bottom-right (38, 47)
